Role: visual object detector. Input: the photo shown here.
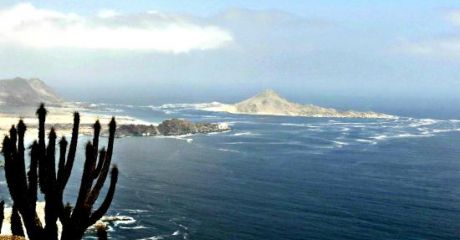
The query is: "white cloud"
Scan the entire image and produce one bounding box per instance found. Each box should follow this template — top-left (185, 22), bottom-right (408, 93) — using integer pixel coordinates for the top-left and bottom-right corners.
top-left (445, 9), bottom-right (460, 26)
top-left (97, 9), bottom-right (120, 19)
top-left (396, 38), bottom-right (460, 57)
top-left (395, 9), bottom-right (460, 57)
top-left (0, 3), bottom-right (233, 53)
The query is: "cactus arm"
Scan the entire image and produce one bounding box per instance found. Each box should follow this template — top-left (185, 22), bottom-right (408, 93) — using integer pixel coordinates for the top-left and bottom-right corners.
top-left (43, 129), bottom-right (59, 240)
top-left (73, 142), bottom-right (97, 216)
top-left (89, 166), bottom-right (118, 226)
top-left (11, 205), bottom-right (25, 237)
top-left (92, 121), bottom-right (101, 161)
top-left (93, 148), bottom-right (106, 179)
top-left (56, 137), bottom-right (67, 193)
top-left (86, 118), bottom-right (116, 206)
top-left (58, 112), bottom-right (80, 192)
top-left (27, 141), bottom-right (39, 211)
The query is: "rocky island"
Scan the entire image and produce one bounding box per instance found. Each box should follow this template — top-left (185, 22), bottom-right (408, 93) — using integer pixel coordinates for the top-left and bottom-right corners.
top-left (205, 89), bottom-right (394, 119)
top-left (117, 119), bottom-right (230, 137)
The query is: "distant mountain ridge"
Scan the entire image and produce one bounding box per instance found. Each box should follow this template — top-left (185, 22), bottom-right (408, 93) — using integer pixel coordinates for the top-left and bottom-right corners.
top-left (0, 77), bottom-right (63, 106)
top-left (206, 89), bottom-right (394, 118)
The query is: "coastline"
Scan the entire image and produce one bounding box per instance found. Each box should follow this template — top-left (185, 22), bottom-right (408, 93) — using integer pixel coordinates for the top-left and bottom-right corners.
top-left (0, 107), bottom-right (231, 141)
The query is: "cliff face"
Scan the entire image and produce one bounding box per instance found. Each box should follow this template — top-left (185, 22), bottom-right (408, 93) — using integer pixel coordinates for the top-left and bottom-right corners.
top-left (207, 89), bottom-right (394, 119)
top-left (0, 77), bottom-right (63, 106)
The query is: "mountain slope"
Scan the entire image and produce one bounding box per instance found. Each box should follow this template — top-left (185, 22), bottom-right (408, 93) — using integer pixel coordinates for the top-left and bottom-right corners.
top-left (0, 77), bottom-right (63, 106)
top-left (206, 89), bottom-right (394, 118)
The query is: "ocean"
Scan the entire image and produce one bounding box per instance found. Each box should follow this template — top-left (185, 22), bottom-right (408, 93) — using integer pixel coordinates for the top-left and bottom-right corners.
top-left (1, 103), bottom-right (460, 240)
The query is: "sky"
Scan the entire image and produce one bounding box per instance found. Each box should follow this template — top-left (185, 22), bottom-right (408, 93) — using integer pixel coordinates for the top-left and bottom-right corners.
top-left (1, 1), bottom-right (460, 111)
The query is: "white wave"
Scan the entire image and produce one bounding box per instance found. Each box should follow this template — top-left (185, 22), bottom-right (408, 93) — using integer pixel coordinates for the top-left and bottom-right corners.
top-left (148, 102), bottom-right (223, 111)
top-left (177, 223), bottom-right (189, 230)
top-left (223, 141), bottom-right (248, 145)
top-left (431, 128), bottom-right (460, 133)
top-left (280, 123), bottom-right (308, 127)
top-left (393, 133), bottom-right (433, 138)
top-left (119, 225), bottom-right (148, 230)
top-left (232, 131), bottom-right (257, 136)
top-left (206, 130), bottom-right (230, 135)
top-left (217, 148), bottom-right (240, 153)
top-left (101, 215), bottom-right (136, 226)
top-left (408, 118), bottom-right (438, 128)
top-left (155, 134), bottom-right (194, 143)
top-left (224, 120), bottom-right (259, 125)
top-left (356, 139), bottom-right (377, 144)
top-left (332, 140), bottom-right (349, 146)
top-left (370, 135), bottom-right (388, 140)
top-left (119, 209), bottom-right (149, 213)
top-left (137, 237), bottom-right (165, 240)
top-left (162, 110), bottom-right (174, 114)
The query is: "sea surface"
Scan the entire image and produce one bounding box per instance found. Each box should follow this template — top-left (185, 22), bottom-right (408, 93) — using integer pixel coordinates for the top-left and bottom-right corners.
top-left (1, 103), bottom-right (460, 240)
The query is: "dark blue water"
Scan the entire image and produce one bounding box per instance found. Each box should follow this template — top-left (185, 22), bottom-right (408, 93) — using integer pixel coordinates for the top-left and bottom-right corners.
top-left (2, 104), bottom-right (460, 239)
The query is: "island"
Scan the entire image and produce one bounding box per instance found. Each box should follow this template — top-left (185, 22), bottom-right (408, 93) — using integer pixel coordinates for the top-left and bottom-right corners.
top-left (205, 89), bottom-right (395, 119)
top-left (116, 119), bottom-right (230, 137)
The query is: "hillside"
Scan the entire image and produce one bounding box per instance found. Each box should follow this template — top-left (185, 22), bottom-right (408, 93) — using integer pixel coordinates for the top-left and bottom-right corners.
top-left (0, 77), bottom-right (63, 106)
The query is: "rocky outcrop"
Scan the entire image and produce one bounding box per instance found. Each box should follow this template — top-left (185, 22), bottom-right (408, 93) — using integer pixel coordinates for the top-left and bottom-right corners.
top-left (206, 89), bottom-right (394, 119)
top-left (43, 119), bottom-right (230, 138)
top-left (116, 124), bottom-right (159, 137)
top-left (158, 119), bottom-right (229, 136)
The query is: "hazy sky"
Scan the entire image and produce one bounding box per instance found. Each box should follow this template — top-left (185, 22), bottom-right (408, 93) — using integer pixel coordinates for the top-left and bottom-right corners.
top-left (1, 1), bottom-right (460, 106)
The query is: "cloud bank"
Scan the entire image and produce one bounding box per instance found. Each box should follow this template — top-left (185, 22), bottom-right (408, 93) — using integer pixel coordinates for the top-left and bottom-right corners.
top-left (0, 3), bottom-right (233, 53)
top-left (397, 9), bottom-right (460, 57)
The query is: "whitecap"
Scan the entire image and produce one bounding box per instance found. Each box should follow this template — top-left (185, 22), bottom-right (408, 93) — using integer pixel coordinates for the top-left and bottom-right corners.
top-left (101, 215), bottom-right (136, 226)
top-left (370, 135), bottom-right (388, 140)
top-left (356, 139), bottom-right (377, 144)
top-left (280, 123), bottom-right (308, 127)
top-left (137, 237), bottom-right (165, 240)
top-left (119, 225), bottom-right (147, 230)
top-left (120, 209), bottom-right (149, 213)
top-left (217, 148), bottom-right (240, 153)
top-left (232, 131), bottom-right (257, 136)
top-left (332, 140), bottom-right (349, 146)
top-left (408, 118), bottom-right (438, 128)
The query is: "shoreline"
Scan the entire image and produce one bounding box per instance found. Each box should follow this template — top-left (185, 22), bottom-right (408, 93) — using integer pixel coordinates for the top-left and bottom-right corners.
top-left (0, 107), bottom-right (231, 141)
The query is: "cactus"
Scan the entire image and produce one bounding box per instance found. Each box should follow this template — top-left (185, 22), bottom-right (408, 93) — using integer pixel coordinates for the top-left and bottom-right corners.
top-left (10, 206), bottom-right (24, 237)
top-left (0, 200), bottom-right (4, 234)
top-left (2, 104), bottom-right (119, 240)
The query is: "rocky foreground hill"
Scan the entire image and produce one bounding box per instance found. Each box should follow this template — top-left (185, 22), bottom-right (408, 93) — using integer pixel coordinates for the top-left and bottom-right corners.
top-left (206, 89), bottom-right (394, 119)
